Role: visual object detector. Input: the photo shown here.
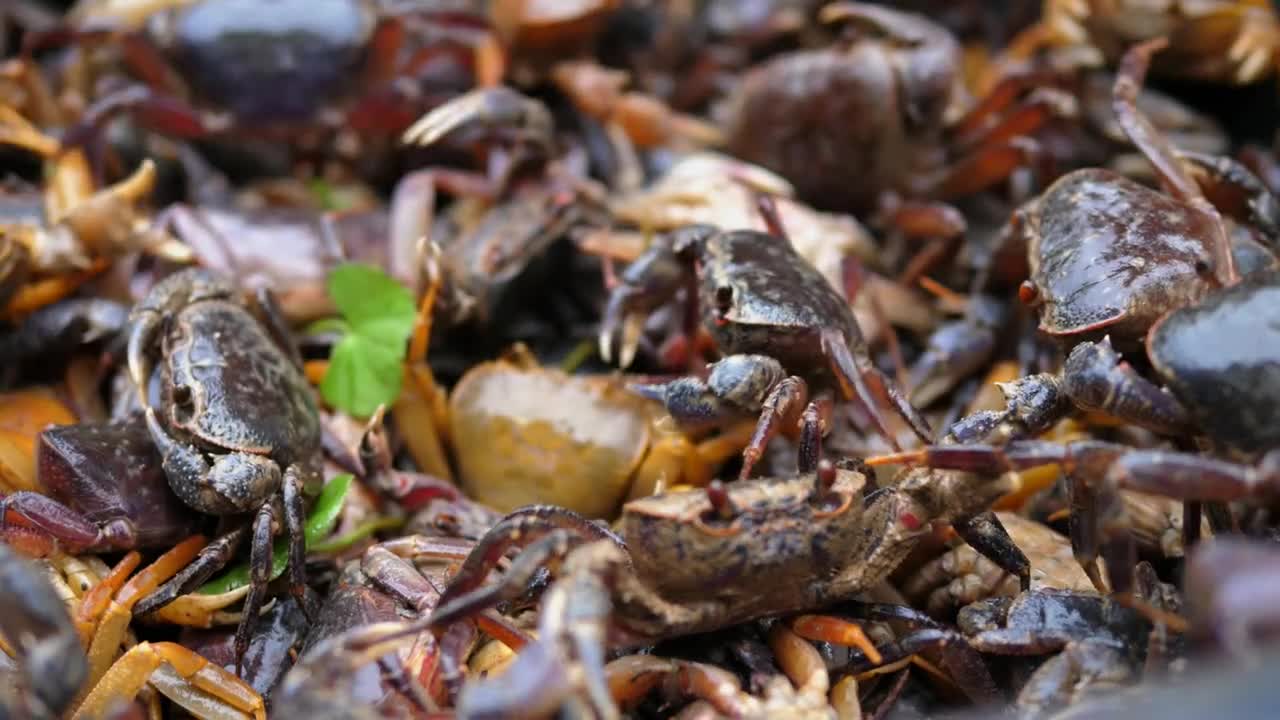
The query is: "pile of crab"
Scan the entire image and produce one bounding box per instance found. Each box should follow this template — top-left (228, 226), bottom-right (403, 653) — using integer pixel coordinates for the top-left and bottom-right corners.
top-left (1, 1), bottom-right (1280, 719)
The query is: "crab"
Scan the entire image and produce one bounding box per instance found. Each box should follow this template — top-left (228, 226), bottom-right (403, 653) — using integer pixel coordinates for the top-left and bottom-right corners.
top-left (37, 0), bottom-right (501, 154)
top-left (0, 542), bottom-right (86, 719)
top-left (0, 413), bottom-right (196, 558)
top-left (1025, 0), bottom-right (1280, 86)
top-left (845, 561), bottom-right (1181, 718)
top-left (416, 420), bottom-right (1025, 718)
top-left (1182, 537), bottom-right (1280, 660)
top-left (274, 531), bottom-right (533, 717)
top-left (392, 84), bottom-right (610, 331)
top-left (122, 267), bottom-right (325, 674)
top-left (954, 40), bottom-right (1280, 463)
top-left (598, 223), bottom-right (934, 479)
top-left (722, 1), bottom-right (1067, 220)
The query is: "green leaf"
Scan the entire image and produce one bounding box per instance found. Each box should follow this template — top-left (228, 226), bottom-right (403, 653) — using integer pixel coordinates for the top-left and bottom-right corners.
top-left (320, 333), bottom-right (405, 418)
top-left (309, 515), bottom-right (405, 553)
top-left (197, 474), bottom-right (354, 596)
top-left (318, 263), bottom-right (417, 418)
top-left (327, 263), bottom-right (416, 336)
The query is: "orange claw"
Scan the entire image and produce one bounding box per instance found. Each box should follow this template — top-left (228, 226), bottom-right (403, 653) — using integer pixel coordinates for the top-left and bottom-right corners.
top-left (75, 551), bottom-right (141, 644)
top-left (82, 535), bottom-right (207, 694)
top-left (789, 614), bottom-right (883, 665)
top-left (72, 641), bottom-right (265, 720)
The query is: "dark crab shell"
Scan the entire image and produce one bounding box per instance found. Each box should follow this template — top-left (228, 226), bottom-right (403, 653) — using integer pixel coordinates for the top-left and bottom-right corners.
top-left (162, 299), bottom-right (320, 465)
top-left (696, 229), bottom-right (858, 374)
top-left (1148, 270), bottom-right (1280, 454)
top-left (1024, 169), bottom-right (1220, 349)
top-left (156, 0), bottom-right (375, 124)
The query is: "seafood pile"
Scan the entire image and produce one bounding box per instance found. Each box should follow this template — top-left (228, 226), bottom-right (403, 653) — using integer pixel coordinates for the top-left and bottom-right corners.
top-left (2, 1), bottom-right (1279, 719)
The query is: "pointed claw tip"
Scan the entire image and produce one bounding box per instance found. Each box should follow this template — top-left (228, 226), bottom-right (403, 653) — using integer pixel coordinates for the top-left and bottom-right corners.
top-left (626, 382), bottom-right (667, 402)
top-left (597, 331), bottom-right (613, 365)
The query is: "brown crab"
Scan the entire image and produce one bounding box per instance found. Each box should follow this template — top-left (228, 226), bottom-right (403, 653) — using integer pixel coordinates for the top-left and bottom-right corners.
top-left (722, 1), bottom-right (1065, 219)
top-left (599, 222), bottom-right (933, 479)
top-left (124, 267), bottom-right (324, 675)
top-left (418, 424), bottom-right (1023, 718)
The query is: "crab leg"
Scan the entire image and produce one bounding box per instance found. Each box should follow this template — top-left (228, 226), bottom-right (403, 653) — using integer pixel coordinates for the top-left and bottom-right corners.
top-left (431, 505), bottom-right (623, 618)
top-left (235, 501), bottom-right (277, 676)
top-left (822, 328), bottom-right (934, 446)
top-left (79, 536), bottom-right (207, 694)
top-left (840, 602), bottom-right (999, 704)
top-left (1113, 37), bottom-right (1236, 284)
top-left (72, 641), bottom-right (265, 720)
top-left (133, 526), bottom-right (247, 617)
top-left (0, 490), bottom-right (128, 555)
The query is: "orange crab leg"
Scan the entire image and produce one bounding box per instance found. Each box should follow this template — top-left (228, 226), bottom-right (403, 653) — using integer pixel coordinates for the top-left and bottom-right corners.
top-left (82, 536), bottom-right (206, 693)
top-left (72, 641), bottom-right (265, 720)
top-left (396, 241), bottom-right (454, 477)
top-left (75, 551), bottom-right (141, 645)
top-left (789, 614), bottom-right (883, 665)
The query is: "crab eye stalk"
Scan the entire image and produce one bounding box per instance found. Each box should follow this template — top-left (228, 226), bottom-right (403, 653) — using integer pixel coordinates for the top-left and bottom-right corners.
top-left (704, 480), bottom-right (737, 523)
top-left (810, 459), bottom-right (842, 511)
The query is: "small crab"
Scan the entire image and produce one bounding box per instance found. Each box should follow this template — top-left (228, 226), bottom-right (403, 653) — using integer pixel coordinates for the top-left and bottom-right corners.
top-left (124, 267), bottom-right (324, 674)
top-left (599, 223), bottom-right (933, 478)
top-left (1029, 0), bottom-right (1280, 85)
top-left (393, 85), bottom-right (612, 330)
top-left (42, 0), bottom-right (500, 150)
top-left (420, 424), bottom-right (1024, 718)
top-left (844, 561), bottom-right (1180, 718)
top-left (869, 437), bottom-right (1280, 602)
top-left (1183, 537), bottom-right (1280, 660)
top-left (983, 40), bottom-right (1280, 456)
top-left (0, 540), bottom-right (266, 720)
top-left (723, 1), bottom-right (1065, 216)
top-left (0, 542), bottom-right (85, 720)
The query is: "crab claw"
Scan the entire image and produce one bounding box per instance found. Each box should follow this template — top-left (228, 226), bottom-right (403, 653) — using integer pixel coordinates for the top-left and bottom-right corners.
top-left (598, 292), bottom-right (648, 369)
top-left (127, 310), bottom-right (160, 405)
top-left (401, 85), bottom-right (553, 152)
top-left (598, 237), bottom-right (689, 368)
top-left (627, 377), bottom-right (744, 434)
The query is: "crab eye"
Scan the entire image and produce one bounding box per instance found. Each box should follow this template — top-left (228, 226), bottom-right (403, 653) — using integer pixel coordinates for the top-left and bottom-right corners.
top-left (1193, 256), bottom-right (1214, 278)
top-left (171, 385), bottom-right (195, 423)
top-left (714, 285), bottom-right (734, 314)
